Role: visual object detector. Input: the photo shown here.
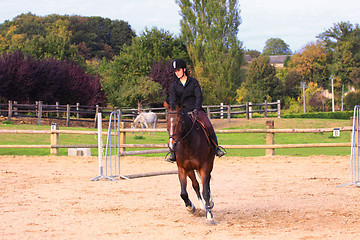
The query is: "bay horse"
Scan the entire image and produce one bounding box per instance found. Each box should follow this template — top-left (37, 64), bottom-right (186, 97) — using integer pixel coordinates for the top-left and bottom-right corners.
top-left (164, 102), bottom-right (216, 225)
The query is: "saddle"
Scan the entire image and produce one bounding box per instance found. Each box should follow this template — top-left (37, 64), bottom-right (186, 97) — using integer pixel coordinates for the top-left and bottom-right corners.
top-left (189, 114), bottom-right (213, 147)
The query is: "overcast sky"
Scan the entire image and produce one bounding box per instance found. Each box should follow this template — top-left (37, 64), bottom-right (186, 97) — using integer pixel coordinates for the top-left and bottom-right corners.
top-left (1, 0), bottom-right (359, 52)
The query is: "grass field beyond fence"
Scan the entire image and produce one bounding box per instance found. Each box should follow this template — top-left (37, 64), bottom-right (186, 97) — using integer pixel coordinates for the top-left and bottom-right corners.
top-left (0, 118), bottom-right (352, 157)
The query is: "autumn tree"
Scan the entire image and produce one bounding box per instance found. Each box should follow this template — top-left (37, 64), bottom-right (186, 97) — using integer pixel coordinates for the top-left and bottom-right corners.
top-left (287, 41), bottom-right (330, 88)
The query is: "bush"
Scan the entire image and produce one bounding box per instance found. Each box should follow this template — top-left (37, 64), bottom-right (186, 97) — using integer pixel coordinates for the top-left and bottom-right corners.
top-left (282, 111), bottom-right (353, 119)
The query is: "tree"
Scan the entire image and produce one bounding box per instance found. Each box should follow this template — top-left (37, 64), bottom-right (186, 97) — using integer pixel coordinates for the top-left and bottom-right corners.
top-left (100, 28), bottom-right (187, 108)
top-left (0, 13), bottom-right (136, 62)
top-left (0, 51), bottom-right (106, 105)
top-left (317, 21), bottom-right (360, 86)
top-left (236, 55), bottom-right (282, 103)
top-left (69, 16), bottom-right (135, 60)
top-left (177, 0), bottom-right (244, 104)
top-left (287, 41), bottom-right (330, 88)
top-left (317, 21), bottom-right (360, 110)
top-left (262, 38), bottom-right (292, 56)
top-left (246, 49), bottom-right (261, 59)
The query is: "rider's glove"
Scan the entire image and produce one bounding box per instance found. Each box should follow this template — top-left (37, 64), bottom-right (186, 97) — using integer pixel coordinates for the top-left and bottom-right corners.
top-left (192, 109), bottom-right (199, 117)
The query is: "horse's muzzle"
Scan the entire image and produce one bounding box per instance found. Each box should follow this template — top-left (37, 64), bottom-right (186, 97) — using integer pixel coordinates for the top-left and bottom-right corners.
top-left (168, 139), bottom-right (177, 152)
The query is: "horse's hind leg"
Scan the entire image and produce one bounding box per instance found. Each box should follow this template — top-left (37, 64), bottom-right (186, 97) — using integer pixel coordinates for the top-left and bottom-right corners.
top-left (178, 169), bottom-right (195, 214)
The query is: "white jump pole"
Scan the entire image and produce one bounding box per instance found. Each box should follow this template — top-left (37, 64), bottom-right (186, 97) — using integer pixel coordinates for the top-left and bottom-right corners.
top-left (338, 105), bottom-right (360, 187)
top-left (91, 113), bottom-right (104, 181)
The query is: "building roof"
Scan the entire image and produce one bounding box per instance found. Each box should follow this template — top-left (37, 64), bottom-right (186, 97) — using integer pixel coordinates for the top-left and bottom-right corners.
top-left (269, 55), bottom-right (290, 64)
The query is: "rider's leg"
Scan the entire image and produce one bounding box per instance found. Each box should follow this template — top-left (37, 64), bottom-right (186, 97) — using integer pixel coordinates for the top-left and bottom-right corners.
top-left (196, 111), bottom-right (226, 157)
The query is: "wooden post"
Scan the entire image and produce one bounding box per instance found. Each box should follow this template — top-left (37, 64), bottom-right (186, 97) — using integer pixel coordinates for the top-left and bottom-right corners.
top-left (56, 102), bottom-right (60, 118)
top-left (37, 101), bottom-right (43, 125)
top-left (249, 102), bottom-right (253, 119)
top-left (13, 101), bottom-right (18, 116)
top-left (94, 105), bottom-right (99, 128)
top-left (76, 103), bottom-right (80, 118)
top-left (227, 105), bottom-right (231, 122)
top-left (246, 102), bottom-right (249, 120)
top-left (220, 103), bottom-right (224, 119)
top-left (66, 104), bottom-right (70, 127)
top-left (207, 106), bottom-right (210, 119)
top-left (266, 120), bottom-right (275, 156)
top-left (50, 123), bottom-right (59, 155)
top-left (264, 100), bottom-right (268, 118)
top-left (120, 122), bottom-right (126, 153)
top-left (277, 100), bottom-right (281, 118)
top-left (8, 101), bottom-right (12, 122)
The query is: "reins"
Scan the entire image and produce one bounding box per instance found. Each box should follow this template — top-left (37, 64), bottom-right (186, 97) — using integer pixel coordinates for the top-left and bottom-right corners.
top-left (167, 111), bottom-right (196, 149)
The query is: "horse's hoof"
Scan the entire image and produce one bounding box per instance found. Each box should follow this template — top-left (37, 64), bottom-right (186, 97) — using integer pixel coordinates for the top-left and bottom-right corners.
top-left (206, 219), bottom-right (216, 225)
top-left (187, 204), bottom-right (196, 214)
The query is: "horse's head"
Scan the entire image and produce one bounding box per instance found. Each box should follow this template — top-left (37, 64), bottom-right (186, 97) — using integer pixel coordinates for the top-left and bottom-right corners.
top-left (164, 102), bottom-right (184, 151)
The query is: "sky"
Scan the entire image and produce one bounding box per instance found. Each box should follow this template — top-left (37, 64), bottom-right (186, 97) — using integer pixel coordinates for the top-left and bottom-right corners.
top-left (0, 0), bottom-right (360, 53)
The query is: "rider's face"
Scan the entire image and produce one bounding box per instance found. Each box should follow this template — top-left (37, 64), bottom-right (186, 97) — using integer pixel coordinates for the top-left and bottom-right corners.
top-left (174, 68), bottom-right (185, 79)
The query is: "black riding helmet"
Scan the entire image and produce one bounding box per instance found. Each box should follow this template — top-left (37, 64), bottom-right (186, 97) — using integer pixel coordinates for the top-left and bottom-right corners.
top-left (172, 59), bottom-right (186, 70)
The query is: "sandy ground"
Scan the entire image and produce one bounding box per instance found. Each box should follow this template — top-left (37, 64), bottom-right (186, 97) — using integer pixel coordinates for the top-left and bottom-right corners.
top-left (1, 155), bottom-right (360, 240)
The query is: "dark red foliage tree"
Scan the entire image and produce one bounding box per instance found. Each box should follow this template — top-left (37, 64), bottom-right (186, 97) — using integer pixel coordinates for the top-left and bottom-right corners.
top-left (149, 59), bottom-right (175, 103)
top-left (0, 52), bottom-right (106, 105)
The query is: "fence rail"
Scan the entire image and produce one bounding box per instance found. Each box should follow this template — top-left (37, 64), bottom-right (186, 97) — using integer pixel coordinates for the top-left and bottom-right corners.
top-left (0, 121), bottom-right (351, 156)
top-left (0, 100), bottom-right (281, 126)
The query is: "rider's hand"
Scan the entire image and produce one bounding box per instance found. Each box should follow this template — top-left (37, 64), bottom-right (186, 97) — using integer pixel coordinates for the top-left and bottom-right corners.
top-left (192, 109), bottom-right (199, 117)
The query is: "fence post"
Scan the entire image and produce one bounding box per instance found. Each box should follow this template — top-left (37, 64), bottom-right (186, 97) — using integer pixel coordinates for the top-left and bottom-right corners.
top-left (266, 120), bottom-right (275, 156)
top-left (277, 100), bottom-right (281, 118)
top-left (13, 101), bottom-right (18, 116)
top-left (66, 104), bottom-right (70, 127)
top-left (207, 106), bottom-right (210, 119)
top-left (227, 105), bottom-right (231, 122)
top-left (246, 102), bottom-right (249, 120)
top-left (249, 102), bottom-right (253, 119)
top-left (264, 100), bottom-right (268, 118)
top-left (56, 102), bottom-right (60, 118)
top-left (50, 123), bottom-right (59, 155)
top-left (76, 103), bottom-right (80, 118)
top-left (94, 105), bottom-right (99, 128)
top-left (120, 121), bottom-right (126, 153)
top-left (8, 101), bottom-right (12, 122)
top-left (37, 101), bottom-right (43, 125)
top-left (220, 103), bottom-right (224, 119)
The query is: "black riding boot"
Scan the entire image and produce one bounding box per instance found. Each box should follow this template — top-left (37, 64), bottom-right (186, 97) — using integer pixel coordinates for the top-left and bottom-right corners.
top-left (209, 133), bottom-right (226, 157)
top-left (165, 152), bottom-right (176, 163)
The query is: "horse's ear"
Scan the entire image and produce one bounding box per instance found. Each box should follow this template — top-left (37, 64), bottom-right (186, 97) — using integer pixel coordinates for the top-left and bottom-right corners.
top-left (164, 101), bottom-right (170, 110)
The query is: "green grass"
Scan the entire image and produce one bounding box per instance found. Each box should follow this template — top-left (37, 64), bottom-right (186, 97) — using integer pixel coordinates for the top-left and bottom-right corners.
top-left (0, 118), bottom-right (352, 157)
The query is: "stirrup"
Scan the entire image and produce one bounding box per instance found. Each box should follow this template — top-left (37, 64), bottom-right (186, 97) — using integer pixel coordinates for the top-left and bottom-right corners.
top-left (164, 152), bottom-right (176, 163)
top-left (216, 146), bottom-right (227, 157)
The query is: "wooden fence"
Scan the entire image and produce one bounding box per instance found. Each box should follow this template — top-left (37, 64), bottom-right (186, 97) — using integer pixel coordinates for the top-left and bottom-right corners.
top-left (0, 100), bottom-right (281, 126)
top-left (0, 120), bottom-right (352, 157)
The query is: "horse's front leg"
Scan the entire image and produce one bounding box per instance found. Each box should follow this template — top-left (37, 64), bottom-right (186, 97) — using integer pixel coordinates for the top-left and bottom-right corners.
top-left (178, 168), bottom-right (195, 214)
top-left (188, 170), bottom-right (205, 210)
top-left (201, 172), bottom-right (215, 225)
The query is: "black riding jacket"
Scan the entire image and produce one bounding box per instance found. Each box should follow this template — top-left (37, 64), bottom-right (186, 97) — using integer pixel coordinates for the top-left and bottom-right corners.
top-left (169, 76), bottom-right (203, 113)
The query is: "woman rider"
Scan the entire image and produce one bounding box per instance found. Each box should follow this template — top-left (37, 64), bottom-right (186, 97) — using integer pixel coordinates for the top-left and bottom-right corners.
top-left (165, 59), bottom-right (226, 163)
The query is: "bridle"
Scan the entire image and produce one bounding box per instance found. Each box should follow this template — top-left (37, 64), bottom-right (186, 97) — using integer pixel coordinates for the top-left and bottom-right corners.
top-left (167, 110), bottom-right (196, 150)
